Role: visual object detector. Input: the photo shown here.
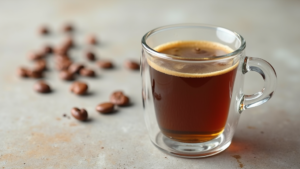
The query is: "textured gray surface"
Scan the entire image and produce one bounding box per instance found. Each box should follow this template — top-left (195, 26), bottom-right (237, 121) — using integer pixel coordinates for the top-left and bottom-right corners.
top-left (0, 0), bottom-right (299, 168)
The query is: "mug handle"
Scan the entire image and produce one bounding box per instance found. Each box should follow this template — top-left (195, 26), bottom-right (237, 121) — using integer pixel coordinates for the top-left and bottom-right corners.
top-left (240, 56), bottom-right (277, 111)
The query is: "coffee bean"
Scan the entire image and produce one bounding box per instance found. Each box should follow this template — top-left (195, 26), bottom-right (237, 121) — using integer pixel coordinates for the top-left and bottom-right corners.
top-left (54, 54), bottom-right (71, 62)
top-left (71, 108), bottom-right (88, 121)
top-left (34, 59), bottom-right (47, 72)
top-left (124, 60), bottom-right (140, 70)
top-left (54, 46), bottom-right (68, 55)
top-left (68, 63), bottom-right (84, 74)
top-left (60, 70), bottom-right (75, 81)
top-left (63, 23), bottom-right (74, 32)
top-left (17, 67), bottom-right (29, 77)
top-left (70, 81), bottom-right (88, 95)
top-left (28, 51), bottom-right (44, 61)
top-left (87, 35), bottom-right (97, 45)
top-left (80, 68), bottom-right (95, 77)
top-left (34, 81), bottom-right (51, 93)
top-left (55, 59), bottom-right (72, 71)
top-left (110, 91), bottom-right (130, 106)
top-left (54, 55), bottom-right (71, 66)
top-left (96, 102), bottom-right (115, 114)
top-left (63, 37), bottom-right (74, 49)
top-left (97, 60), bottom-right (113, 69)
top-left (39, 26), bottom-right (49, 35)
top-left (43, 45), bottom-right (53, 54)
top-left (27, 69), bottom-right (43, 78)
top-left (85, 51), bottom-right (96, 61)
top-left (55, 38), bottom-right (72, 55)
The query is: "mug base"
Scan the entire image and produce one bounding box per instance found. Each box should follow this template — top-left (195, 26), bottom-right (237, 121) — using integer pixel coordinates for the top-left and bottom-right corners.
top-left (152, 132), bottom-right (231, 158)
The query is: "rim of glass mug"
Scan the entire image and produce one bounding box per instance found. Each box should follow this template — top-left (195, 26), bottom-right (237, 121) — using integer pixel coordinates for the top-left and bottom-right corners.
top-left (141, 23), bottom-right (246, 62)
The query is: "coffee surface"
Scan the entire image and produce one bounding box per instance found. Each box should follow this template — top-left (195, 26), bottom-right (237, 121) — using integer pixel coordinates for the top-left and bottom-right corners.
top-left (155, 40), bottom-right (230, 59)
top-left (148, 41), bottom-right (237, 78)
top-left (149, 41), bottom-right (238, 143)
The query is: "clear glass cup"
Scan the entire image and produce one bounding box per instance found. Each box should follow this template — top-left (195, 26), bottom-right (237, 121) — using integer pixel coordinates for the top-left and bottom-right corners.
top-left (140, 24), bottom-right (277, 158)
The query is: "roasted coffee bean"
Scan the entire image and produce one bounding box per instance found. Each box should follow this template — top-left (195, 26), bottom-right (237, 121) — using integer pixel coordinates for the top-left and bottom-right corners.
top-left (97, 60), bottom-right (113, 69)
top-left (63, 37), bottom-right (74, 49)
top-left (54, 37), bottom-right (74, 56)
top-left (68, 63), bottom-right (84, 74)
top-left (110, 91), bottom-right (130, 106)
top-left (70, 81), bottom-right (88, 95)
top-left (87, 35), bottom-right (97, 45)
top-left (124, 60), bottom-right (140, 70)
top-left (28, 51), bottom-right (44, 61)
top-left (55, 59), bottom-right (72, 71)
top-left (34, 59), bottom-right (47, 72)
top-left (85, 51), bottom-right (96, 61)
top-left (60, 70), bottom-right (75, 81)
top-left (54, 46), bottom-right (68, 55)
top-left (71, 108), bottom-right (88, 121)
top-left (39, 26), bottom-right (49, 35)
top-left (17, 67), bottom-right (29, 77)
top-left (80, 68), bottom-right (95, 77)
top-left (54, 54), bottom-right (71, 62)
top-left (96, 102), bottom-right (114, 114)
top-left (63, 23), bottom-right (73, 32)
top-left (34, 81), bottom-right (51, 93)
top-left (43, 45), bottom-right (53, 54)
top-left (27, 69), bottom-right (43, 78)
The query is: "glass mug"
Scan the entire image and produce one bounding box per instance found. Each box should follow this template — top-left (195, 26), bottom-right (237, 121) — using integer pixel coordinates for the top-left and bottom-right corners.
top-left (140, 24), bottom-right (277, 158)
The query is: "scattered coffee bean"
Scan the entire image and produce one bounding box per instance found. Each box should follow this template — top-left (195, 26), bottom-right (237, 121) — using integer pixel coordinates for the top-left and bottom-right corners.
top-left (43, 45), bottom-right (53, 54)
top-left (96, 102), bottom-right (115, 114)
top-left (70, 81), bottom-right (88, 95)
top-left (63, 23), bottom-right (74, 32)
top-left (60, 70), bottom-right (75, 81)
top-left (27, 69), bottom-right (43, 78)
top-left (34, 59), bottom-right (47, 72)
top-left (54, 54), bottom-right (71, 62)
top-left (55, 37), bottom-right (73, 55)
top-left (97, 60), bottom-right (113, 69)
top-left (110, 91), bottom-right (130, 106)
top-left (55, 58), bottom-right (72, 71)
top-left (17, 67), bottom-right (29, 77)
top-left (87, 35), bottom-right (97, 45)
top-left (71, 108), bottom-right (88, 121)
top-left (68, 63), bottom-right (84, 74)
top-left (85, 51), bottom-right (96, 61)
top-left (28, 51), bottom-right (44, 61)
top-left (54, 45), bottom-right (69, 55)
top-left (63, 37), bottom-right (74, 49)
top-left (39, 26), bottom-right (49, 35)
top-left (124, 60), bottom-right (140, 70)
top-left (34, 81), bottom-right (51, 93)
top-left (80, 68), bottom-right (95, 77)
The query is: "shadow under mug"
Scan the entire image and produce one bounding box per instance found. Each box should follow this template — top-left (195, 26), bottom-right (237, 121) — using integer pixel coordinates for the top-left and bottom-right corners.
top-left (140, 24), bottom-right (277, 158)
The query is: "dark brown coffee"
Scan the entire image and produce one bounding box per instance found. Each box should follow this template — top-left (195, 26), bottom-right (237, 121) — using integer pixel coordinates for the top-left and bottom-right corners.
top-left (96, 102), bottom-right (115, 114)
top-left (149, 41), bottom-right (238, 143)
top-left (110, 91), bottom-right (130, 106)
top-left (70, 81), bottom-right (88, 95)
top-left (71, 108), bottom-right (88, 121)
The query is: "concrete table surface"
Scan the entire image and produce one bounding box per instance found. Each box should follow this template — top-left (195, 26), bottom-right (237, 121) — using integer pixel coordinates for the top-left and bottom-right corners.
top-left (0, 0), bottom-right (299, 168)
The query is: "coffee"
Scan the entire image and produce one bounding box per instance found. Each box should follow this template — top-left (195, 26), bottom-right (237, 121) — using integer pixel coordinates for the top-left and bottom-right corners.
top-left (148, 41), bottom-right (238, 143)
top-left (110, 91), bottom-right (130, 106)
top-left (71, 108), bottom-right (88, 121)
top-left (70, 81), bottom-right (88, 95)
top-left (96, 102), bottom-right (115, 114)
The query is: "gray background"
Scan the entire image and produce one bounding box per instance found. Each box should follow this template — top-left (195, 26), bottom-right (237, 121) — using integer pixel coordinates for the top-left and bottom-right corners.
top-left (0, 0), bottom-right (299, 168)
